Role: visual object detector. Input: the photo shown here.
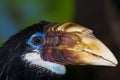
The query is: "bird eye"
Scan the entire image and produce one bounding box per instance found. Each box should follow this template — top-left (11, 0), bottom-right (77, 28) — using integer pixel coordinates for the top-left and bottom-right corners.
top-left (33, 37), bottom-right (42, 45)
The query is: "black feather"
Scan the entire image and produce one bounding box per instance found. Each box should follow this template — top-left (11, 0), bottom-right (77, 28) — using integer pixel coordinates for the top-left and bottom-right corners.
top-left (0, 21), bottom-right (68, 80)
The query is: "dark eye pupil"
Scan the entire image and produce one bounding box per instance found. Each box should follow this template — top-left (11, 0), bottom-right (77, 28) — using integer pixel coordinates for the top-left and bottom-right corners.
top-left (33, 37), bottom-right (42, 45)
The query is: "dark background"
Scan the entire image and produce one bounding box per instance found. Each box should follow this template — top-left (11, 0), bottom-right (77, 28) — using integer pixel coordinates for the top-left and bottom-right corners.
top-left (0, 0), bottom-right (120, 80)
top-left (72, 0), bottom-right (120, 80)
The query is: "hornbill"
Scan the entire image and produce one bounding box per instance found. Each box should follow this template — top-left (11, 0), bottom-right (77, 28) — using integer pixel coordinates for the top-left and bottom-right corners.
top-left (0, 21), bottom-right (118, 80)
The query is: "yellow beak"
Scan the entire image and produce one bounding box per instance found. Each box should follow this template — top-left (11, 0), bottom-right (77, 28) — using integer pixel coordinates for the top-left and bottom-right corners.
top-left (44, 22), bottom-right (118, 67)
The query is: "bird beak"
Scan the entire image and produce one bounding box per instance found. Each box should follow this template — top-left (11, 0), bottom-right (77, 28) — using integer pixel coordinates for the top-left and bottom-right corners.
top-left (42, 22), bottom-right (118, 67)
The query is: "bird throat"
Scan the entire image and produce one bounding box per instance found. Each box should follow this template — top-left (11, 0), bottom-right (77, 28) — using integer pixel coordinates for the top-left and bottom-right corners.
top-left (22, 51), bottom-right (66, 75)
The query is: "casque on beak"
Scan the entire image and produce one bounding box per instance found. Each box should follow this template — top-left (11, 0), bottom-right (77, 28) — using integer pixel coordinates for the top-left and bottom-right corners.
top-left (41, 22), bottom-right (118, 67)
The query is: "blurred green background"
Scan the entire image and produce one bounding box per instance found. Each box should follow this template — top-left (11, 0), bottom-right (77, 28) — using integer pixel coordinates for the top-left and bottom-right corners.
top-left (0, 0), bottom-right (120, 80)
top-left (0, 0), bottom-right (74, 45)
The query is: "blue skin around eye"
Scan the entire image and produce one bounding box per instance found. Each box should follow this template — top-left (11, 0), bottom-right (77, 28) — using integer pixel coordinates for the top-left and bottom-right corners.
top-left (27, 32), bottom-right (45, 51)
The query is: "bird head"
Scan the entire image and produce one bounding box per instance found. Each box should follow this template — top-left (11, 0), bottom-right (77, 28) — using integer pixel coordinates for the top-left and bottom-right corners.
top-left (22, 22), bottom-right (118, 74)
top-left (0, 21), bottom-right (118, 79)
